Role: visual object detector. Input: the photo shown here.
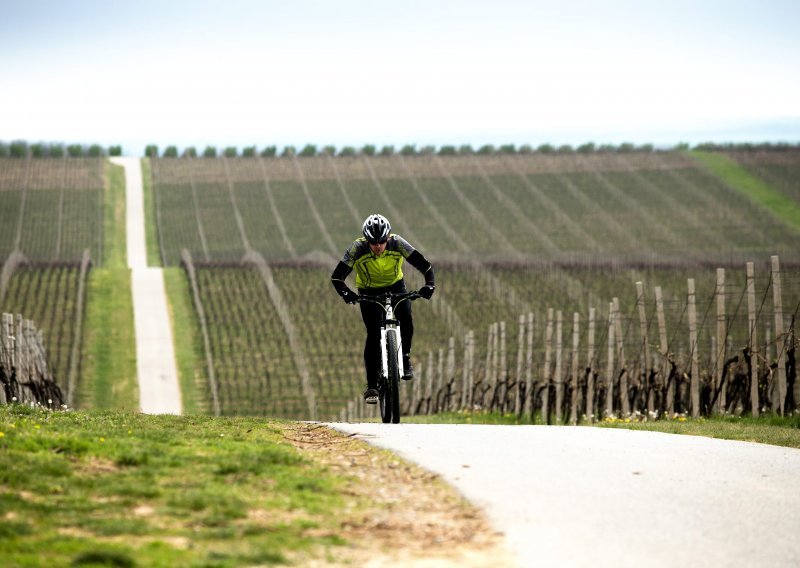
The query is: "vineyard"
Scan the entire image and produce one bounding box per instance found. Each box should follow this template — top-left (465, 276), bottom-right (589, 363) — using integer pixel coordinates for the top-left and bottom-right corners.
top-left (725, 149), bottom-right (800, 204)
top-left (0, 157), bottom-right (105, 264)
top-left (0, 155), bottom-right (103, 405)
top-left (149, 149), bottom-right (800, 420)
top-left (151, 151), bottom-right (800, 266)
top-left (2, 148), bottom-right (800, 420)
top-left (0, 254), bottom-right (91, 406)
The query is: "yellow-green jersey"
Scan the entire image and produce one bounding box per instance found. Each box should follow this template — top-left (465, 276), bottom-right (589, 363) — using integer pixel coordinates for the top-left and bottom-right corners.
top-left (331, 234), bottom-right (434, 294)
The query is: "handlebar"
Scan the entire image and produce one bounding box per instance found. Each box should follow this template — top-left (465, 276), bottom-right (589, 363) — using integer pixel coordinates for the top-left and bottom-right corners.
top-left (356, 290), bottom-right (421, 309)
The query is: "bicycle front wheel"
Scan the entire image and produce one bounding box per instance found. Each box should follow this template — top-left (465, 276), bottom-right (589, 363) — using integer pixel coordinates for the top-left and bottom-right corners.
top-left (386, 329), bottom-right (401, 423)
top-left (379, 381), bottom-right (392, 423)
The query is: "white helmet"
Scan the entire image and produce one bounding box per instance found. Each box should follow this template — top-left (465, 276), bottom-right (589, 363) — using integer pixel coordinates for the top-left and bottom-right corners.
top-left (362, 214), bottom-right (391, 244)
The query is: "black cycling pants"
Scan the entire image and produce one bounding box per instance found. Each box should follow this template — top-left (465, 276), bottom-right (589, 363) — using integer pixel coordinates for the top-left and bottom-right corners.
top-left (359, 281), bottom-right (413, 389)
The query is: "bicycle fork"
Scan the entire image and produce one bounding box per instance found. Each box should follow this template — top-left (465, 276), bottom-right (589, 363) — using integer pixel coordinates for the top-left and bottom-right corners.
top-left (380, 325), bottom-right (405, 380)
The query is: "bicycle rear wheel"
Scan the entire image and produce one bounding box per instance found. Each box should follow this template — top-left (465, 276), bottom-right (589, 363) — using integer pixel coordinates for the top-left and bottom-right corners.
top-left (386, 330), bottom-right (401, 423)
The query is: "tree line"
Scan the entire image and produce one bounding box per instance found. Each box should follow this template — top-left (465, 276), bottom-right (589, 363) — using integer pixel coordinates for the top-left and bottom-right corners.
top-left (0, 141), bottom-right (122, 158)
top-left (143, 141), bottom-right (800, 159)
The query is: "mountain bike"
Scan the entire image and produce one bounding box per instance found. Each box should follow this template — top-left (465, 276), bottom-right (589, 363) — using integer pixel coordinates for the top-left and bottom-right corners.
top-left (357, 290), bottom-right (421, 424)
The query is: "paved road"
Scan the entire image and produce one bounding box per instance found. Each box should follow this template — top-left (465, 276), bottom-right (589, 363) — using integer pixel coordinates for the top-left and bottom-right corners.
top-left (329, 423), bottom-right (800, 567)
top-left (110, 157), bottom-right (181, 414)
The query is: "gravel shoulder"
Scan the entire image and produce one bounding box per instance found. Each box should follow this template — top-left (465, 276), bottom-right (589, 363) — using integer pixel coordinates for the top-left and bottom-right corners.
top-left (328, 423), bottom-right (800, 567)
top-left (284, 423), bottom-right (511, 567)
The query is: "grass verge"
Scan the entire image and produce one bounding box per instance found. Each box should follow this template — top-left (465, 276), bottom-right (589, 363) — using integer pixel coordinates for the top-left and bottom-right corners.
top-left (690, 150), bottom-right (800, 232)
top-left (405, 410), bottom-right (800, 448)
top-left (595, 413), bottom-right (800, 449)
top-left (79, 268), bottom-right (137, 411)
top-left (163, 267), bottom-right (202, 414)
top-left (103, 161), bottom-right (126, 269)
top-left (0, 407), bottom-right (346, 567)
top-left (74, 160), bottom-right (137, 410)
top-left (140, 158), bottom-right (161, 267)
top-left (0, 407), bottom-right (503, 567)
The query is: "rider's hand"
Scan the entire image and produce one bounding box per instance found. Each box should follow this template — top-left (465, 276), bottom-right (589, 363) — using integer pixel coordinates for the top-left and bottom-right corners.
top-left (341, 289), bottom-right (358, 304)
top-left (418, 285), bottom-right (435, 300)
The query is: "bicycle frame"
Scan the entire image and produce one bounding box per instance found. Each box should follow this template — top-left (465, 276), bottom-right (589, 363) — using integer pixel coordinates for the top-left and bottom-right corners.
top-left (358, 290), bottom-right (419, 423)
top-left (360, 291), bottom-right (418, 375)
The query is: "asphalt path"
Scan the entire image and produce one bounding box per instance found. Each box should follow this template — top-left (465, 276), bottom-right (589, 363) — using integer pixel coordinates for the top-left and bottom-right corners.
top-left (328, 423), bottom-right (800, 567)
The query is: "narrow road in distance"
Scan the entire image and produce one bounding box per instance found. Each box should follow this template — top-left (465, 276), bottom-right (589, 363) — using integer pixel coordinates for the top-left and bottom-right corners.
top-left (329, 423), bottom-right (800, 567)
top-left (110, 157), bottom-right (181, 414)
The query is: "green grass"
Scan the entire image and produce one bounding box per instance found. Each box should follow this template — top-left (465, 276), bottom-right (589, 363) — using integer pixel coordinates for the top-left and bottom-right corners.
top-left (104, 160), bottom-right (127, 269)
top-left (141, 158), bottom-right (161, 267)
top-left (70, 160), bottom-right (137, 410)
top-left (79, 268), bottom-right (137, 411)
top-left (405, 410), bottom-right (541, 425)
top-left (595, 414), bottom-right (800, 449)
top-left (691, 150), bottom-right (800, 233)
top-left (0, 405), bottom-right (348, 567)
top-left (407, 410), bottom-right (800, 448)
top-left (163, 267), bottom-right (203, 414)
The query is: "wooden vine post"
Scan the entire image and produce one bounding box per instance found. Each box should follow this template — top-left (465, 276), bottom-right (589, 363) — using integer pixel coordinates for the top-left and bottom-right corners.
top-left (586, 307), bottom-right (595, 423)
top-left (771, 255), bottom-right (786, 415)
top-left (654, 286), bottom-right (670, 416)
top-left (613, 298), bottom-right (628, 417)
top-left (499, 321), bottom-right (507, 410)
top-left (1, 312), bottom-right (64, 408)
top-left (524, 312), bottom-right (534, 416)
top-left (746, 262), bottom-right (758, 417)
top-left (462, 330), bottom-right (474, 410)
top-left (435, 347), bottom-right (444, 413)
top-left (555, 310), bottom-right (564, 423)
top-left (635, 282), bottom-right (652, 417)
top-left (446, 337), bottom-right (455, 411)
top-left (715, 268), bottom-right (726, 414)
top-left (515, 314), bottom-right (525, 415)
top-left (605, 302), bottom-right (615, 418)
top-left (425, 351), bottom-right (434, 414)
top-left (688, 278), bottom-right (700, 418)
top-left (570, 312), bottom-right (580, 425)
top-left (484, 323), bottom-right (494, 408)
top-left (542, 308), bottom-right (554, 423)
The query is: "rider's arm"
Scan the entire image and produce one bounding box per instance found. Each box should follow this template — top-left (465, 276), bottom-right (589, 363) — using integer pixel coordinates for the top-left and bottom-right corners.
top-left (407, 250), bottom-right (435, 287)
top-left (331, 261), bottom-right (354, 296)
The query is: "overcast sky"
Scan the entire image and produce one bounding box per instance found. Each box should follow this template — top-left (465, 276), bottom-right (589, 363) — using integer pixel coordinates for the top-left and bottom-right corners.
top-left (1, 0), bottom-right (798, 155)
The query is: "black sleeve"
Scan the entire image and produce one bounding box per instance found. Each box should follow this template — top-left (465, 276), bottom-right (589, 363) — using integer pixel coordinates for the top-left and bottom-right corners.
top-left (331, 261), bottom-right (353, 295)
top-left (408, 250), bottom-right (434, 286)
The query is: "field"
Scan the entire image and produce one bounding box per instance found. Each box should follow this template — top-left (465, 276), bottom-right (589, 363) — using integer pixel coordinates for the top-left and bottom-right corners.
top-left (152, 152), bottom-right (800, 265)
top-left (0, 261), bottom-right (90, 405)
top-left (0, 157), bottom-right (120, 408)
top-left (148, 150), bottom-right (800, 420)
top-left (725, 149), bottom-right (800, 204)
top-left (2, 149), bottom-right (800, 421)
top-left (0, 157), bottom-right (105, 264)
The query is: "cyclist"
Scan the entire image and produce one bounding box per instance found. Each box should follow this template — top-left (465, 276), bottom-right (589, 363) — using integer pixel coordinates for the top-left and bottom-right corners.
top-left (331, 214), bottom-right (435, 404)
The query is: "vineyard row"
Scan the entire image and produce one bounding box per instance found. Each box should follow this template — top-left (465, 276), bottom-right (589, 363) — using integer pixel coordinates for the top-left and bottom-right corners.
top-left (343, 256), bottom-right (800, 423)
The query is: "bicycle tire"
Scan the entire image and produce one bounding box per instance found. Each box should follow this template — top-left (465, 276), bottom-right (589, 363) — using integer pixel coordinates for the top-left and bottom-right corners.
top-left (386, 330), bottom-right (401, 423)
top-left (379, 380), bottom-right (392, 423)
top-left (379, 331), bottom-right (392, 423)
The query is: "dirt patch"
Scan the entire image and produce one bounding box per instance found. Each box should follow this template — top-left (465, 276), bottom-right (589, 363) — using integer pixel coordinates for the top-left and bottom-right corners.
top-left (282, 423), bottom-right (512, 567)
top-left (75, 456), bottom-right (119, 476)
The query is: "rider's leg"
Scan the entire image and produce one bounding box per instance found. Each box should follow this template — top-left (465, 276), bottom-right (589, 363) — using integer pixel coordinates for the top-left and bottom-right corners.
top-left (359, 300), bottom-right (383, 391)
top-left (395, 299), bottom-right (414, 379)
